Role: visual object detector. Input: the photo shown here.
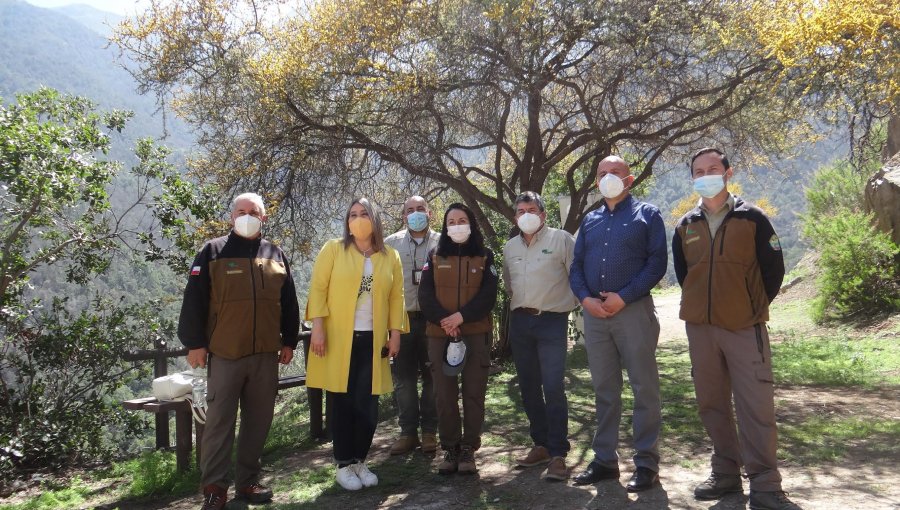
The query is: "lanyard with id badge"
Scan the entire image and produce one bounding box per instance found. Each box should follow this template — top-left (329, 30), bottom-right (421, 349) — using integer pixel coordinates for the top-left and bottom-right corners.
top-left (410, 235), bottom-right (429, 285)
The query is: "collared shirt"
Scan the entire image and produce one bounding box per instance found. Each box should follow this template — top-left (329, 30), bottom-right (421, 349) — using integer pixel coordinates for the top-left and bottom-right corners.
top-left (569, 194), bottom-right (668, 304)
top-left (502, 225), bottom-right (579, 313)
top-left (384, 227), bottom-right (441, 311)
top-left (699, 193), bottom-right (735, 237)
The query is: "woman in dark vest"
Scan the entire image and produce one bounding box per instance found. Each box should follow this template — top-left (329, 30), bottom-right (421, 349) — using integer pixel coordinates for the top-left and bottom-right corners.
top-left (418, 202), bottom-right (498, 475)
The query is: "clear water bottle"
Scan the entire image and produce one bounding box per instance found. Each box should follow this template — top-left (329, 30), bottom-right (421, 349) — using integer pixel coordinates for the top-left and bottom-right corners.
top-left (191, 366), bottom-right (207, 408)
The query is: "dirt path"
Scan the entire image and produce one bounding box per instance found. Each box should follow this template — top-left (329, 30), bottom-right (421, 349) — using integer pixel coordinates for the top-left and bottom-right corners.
top-left (13, 292), bottom-right (896, 510)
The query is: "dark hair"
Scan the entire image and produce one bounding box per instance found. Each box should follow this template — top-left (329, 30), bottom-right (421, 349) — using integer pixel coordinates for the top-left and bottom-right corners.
top-left (514, 191), bottom-right (545, 212)
top-left (689, 147), bottom-right (731, 175)
top-left (435, 202), bottom-right (487, 257)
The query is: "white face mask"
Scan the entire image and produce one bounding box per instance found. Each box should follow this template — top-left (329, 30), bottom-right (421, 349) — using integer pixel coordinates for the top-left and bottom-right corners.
top-left (447, 224), bottom-right (471, 244)
top-left (516, 212), bottom-right (542, 235)
top-left (598, 173), bottom-right (625, 199)
top-left (234, 214), bottom-right (262, 238)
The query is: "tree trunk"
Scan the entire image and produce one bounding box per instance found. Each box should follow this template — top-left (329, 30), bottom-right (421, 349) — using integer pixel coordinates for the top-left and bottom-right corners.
top-left (883, 107), bottom-right (900, 161)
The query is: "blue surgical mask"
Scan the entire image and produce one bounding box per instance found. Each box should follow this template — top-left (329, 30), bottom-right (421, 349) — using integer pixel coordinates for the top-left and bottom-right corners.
top-left (407, 211), bottom-right (428, 232)
top-left (693, 174), bottom-right (726, 198)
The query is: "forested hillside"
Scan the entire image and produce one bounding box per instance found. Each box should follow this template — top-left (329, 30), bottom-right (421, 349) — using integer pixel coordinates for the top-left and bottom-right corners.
top-left (0, 0), bottom-right (200, 319)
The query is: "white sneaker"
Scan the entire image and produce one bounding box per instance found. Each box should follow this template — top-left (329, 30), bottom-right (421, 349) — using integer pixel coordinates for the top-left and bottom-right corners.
top-left (336, 465), bottom-right (362, 490)
top-left (351, 462), bottom-right (378, 487)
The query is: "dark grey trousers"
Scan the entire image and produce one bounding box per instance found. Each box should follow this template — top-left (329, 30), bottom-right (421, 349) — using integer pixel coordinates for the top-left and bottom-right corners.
top-left (582, 295), bottom-right (661, 472)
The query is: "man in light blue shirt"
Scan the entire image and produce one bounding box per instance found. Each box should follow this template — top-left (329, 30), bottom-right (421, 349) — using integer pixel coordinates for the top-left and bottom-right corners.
top-left (569, 156), bottom-right (667, 492)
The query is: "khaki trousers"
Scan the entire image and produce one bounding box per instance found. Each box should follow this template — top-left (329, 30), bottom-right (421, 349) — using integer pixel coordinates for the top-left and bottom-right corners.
top-left (686, 322), bottom-right (783, 492)
top-left (200, 352), bottom-right (278, 489)
top-left (427, 333), bottom-right (490, 451)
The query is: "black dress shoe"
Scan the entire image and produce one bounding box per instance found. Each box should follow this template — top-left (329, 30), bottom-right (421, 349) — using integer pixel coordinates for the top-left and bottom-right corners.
top-left (572, 461), bottom-right (620, 485)
top-left (626, 467), bottom-right (659, 492)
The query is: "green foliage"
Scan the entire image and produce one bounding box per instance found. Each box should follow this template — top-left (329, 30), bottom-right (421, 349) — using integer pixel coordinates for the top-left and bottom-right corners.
top-left (0, 298), bottom-right (173, 479)
top-left (801, 161), bottom-right (900, 322)
top-left (0, 477), bottom-right (92, 510)
top-left (0, 88), bottom-right (215, 305)
top-left (119, 450), bottom-right (200, 498)
top-left (0, 88), bottom-right (128, 305)
top-left (0, 88), bottom-right (216, 484)
top-left (803, 161), bottom-right (869, 219)
top-left (808, 212), bottom-right (899, 321)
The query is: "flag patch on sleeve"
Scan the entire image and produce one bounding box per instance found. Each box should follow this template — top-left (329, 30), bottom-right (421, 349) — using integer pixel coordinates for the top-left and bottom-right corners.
top-left (769, 234), bottom-right (782, 251)
top-left (190, 266), bottom-right (201, 276)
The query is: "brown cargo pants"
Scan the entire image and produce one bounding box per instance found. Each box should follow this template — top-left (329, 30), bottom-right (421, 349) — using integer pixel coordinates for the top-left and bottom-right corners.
top-left (686, 322), bottom-right (783, 492)
top-left (427, 333), bottom-right (491, 451)
top-left (200, 351), bottom-right (279, 490)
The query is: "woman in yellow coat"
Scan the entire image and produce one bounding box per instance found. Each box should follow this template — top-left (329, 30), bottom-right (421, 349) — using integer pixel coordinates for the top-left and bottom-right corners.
top-left (306, 197), bottom-right (407, 491)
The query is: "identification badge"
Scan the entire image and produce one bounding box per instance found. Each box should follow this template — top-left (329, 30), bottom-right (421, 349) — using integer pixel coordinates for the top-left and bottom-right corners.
top-left (412, 269), bottom-right (422, 285)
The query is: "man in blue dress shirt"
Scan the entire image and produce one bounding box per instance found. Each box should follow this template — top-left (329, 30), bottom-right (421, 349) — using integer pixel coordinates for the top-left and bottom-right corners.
top-left (569, 155), bottom-right (667, 492)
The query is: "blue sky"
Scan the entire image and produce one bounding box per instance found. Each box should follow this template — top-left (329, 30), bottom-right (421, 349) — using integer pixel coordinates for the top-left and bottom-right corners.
top-left (25, 0), bottom-right (151, 16)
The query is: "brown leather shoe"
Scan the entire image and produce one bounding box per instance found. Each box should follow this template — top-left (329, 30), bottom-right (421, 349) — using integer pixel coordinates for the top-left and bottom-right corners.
top-left (390, 435), bottom-right (420, 455)
top-left (421, 433), bottom-right (438, 453)
top-left (200, 485), bottom-right (227, 510)
top-left (516, 445), bottom-right (551, 467)
top-left (235, 482), bottom-right (273, 503)
top-left (543, 456), bottom-right (568, 481)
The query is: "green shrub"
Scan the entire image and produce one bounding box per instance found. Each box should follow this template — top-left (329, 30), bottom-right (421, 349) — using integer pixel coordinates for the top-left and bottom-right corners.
top-left (806, 212), bottom-right (899, 321)
top-left (801, 161), bottom-right (900, 322)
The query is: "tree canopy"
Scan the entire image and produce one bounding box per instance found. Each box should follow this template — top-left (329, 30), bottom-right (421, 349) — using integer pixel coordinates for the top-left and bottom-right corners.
top-left (115, 0), bottom-right (897, 243)
top-left (746, 0), bottom-right (900, 159)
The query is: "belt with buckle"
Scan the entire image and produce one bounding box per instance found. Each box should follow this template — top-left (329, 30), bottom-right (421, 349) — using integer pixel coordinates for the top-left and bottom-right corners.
top-left (514, 307), bottom-right (542, 316)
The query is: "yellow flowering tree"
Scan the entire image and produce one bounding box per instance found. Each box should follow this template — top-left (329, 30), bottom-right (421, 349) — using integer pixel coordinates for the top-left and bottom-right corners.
top-left (116, 0), bottom-right (808, 241)
top-left (746, 0), bottom-right (900, 157)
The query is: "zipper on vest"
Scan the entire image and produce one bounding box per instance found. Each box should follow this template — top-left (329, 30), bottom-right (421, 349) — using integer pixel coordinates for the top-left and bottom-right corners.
top-left (249, 249), bottom-right (258, 353)
top-left (456, 244), bottom-right (463, 313)
top-left (258, 262), bottom-right (265, 289)
top-left (719, 224), bottom-right (727, 256)
top-left (706, 218), bottom-right (714, 324)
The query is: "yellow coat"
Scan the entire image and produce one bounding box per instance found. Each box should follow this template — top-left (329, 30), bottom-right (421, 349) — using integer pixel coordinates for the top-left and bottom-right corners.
top-left (305, 239), bottom-right (408, 394)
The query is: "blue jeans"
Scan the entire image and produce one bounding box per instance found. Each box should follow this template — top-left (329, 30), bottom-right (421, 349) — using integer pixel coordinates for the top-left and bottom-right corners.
top-left (391, 314), bottom-right (436, 435)
top-left (509, 310), bottom-right (570, 457)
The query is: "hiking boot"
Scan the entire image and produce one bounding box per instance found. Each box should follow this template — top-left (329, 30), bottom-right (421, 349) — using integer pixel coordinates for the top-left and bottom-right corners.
top-left (438, 447), bottom-right (459, 475)
top-left (421, 433), bottom-right (438, 453)
top-left (694, 472), bottom-right (743, 500)
top-left (749, 490), bottom-right (803, 510)
top-left (390, 434), bottom-right (420, 455)
top-left (336, 465), bottom-right (363, 490)
top-left (458, 445), bottom-right (477, 474)
top-left (351, 462), bottom-right (379, 487)
top-left (542, 456), bottom-right (568, 481)
top-left (235, 482), bottom-right (273, 503)
top-left (516, 445), bottom-right (551, 467)
top-left (200, 485), bottom-right (227, 510)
